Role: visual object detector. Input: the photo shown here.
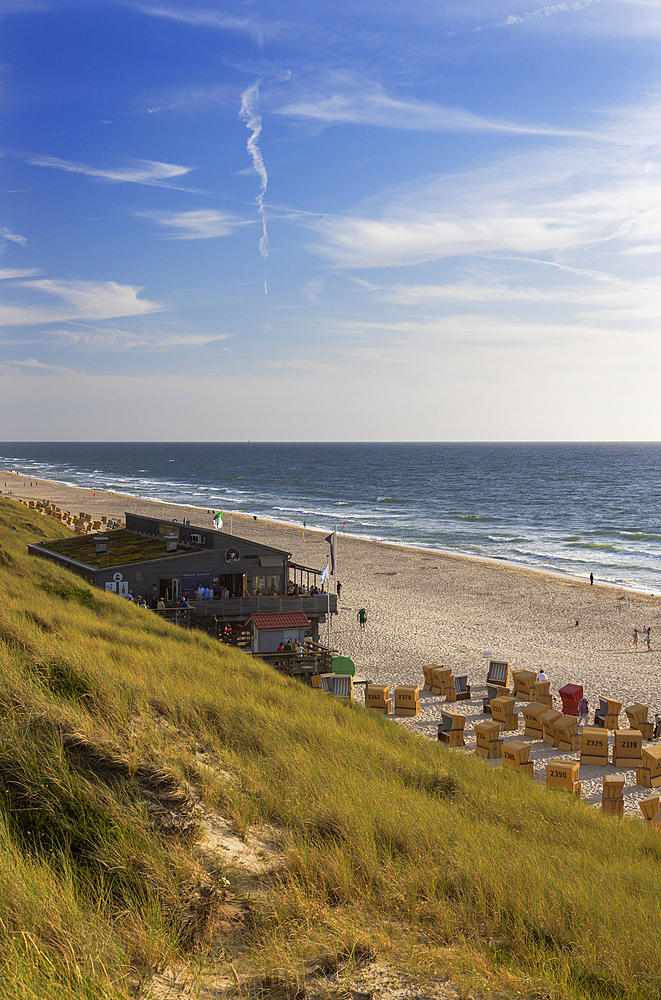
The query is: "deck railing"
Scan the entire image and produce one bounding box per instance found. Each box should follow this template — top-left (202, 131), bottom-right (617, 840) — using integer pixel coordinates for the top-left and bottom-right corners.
top-left (184, 595), bottom-right (337, 617)
top-left (257, 649), bottom-right (336, 675)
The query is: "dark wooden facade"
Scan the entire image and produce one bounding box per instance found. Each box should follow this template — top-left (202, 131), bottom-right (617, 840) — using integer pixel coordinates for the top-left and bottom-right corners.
top-left (28, 511), bottom-right (336, 628)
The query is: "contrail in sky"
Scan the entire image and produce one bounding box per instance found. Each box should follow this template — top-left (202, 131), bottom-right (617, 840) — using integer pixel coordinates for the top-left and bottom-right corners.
top-left (239, 81), bottom-right (269, 259)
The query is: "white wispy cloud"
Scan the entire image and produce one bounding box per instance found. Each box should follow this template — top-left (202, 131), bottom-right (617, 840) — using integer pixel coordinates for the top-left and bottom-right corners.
top-left (275, 74), bottom-right (596, 138)
top-left (473, 0), bottom-right (599, 31)
top-left (0, 358), bottom-right (74, 375)
top-left (10, 152), bottom-right (199, 190)
top-left (122, 2), bottom-right (276, 44)
top-left (0, 279), bottom-right (161, 327)
top-left (306, 99), bottom-right (661, 268)
top-left (621, 244), bottom-right (661, 254)
top-left (0, 267), bottom-right (38, 278)
top-left (1, 227), bottom-right (28, 246)
top-left (240, 82), bottom-right (269, 258)
top-left (300, 277), bottom-right (326, 301)
top-left (136, 208), bottom-right (254, 239)
top-left (459, 0), bottom-right (661, 40)
top-left (45, 326), bottom-right (228, 350)
top-left (380, 281), bottom-right (563, 304)
top-left (378, 274), bottom-right (661, 324)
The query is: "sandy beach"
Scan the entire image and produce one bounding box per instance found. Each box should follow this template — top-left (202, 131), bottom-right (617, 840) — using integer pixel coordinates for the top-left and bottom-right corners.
top-left (5, 467), bottom-right (661, 816)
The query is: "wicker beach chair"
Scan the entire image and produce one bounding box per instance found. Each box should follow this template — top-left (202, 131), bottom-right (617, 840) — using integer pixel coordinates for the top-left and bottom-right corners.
top-left (486, 659), bottom-right (510, 687)
top-left (454, 674), bottom-right (471, 700)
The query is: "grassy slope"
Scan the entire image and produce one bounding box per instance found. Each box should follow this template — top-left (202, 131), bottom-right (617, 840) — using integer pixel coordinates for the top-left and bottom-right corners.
top-left (0, 496), bottom-right (660, 1000)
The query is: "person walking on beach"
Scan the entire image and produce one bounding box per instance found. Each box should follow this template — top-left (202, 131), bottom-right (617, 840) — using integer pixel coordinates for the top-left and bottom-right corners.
top-left (578, 696), bottom-right (589, 727)
top-left (645, 626), bottom-right (652, 650)
top-left (337, 582), bottom-right (342, 599)
top-left (633, 628), bottom-right (639, 651)
top-left (357, 608), bottom-right (367, 631)
top-left (590, 573), bottom-right (594, 586)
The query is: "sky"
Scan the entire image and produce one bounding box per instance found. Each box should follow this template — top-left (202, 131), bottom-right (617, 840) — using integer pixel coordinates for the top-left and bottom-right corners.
top-left (2, 0), bottom-right (661, 440)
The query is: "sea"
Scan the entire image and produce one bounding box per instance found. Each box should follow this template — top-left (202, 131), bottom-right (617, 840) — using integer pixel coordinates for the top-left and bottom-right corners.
top-left (2, 441), bottom-right (661, 593)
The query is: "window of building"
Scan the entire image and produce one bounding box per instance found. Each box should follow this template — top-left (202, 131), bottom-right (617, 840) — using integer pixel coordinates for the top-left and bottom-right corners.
top-left (252, 575), bottom-right (266, 596)
top-left (267, 575), bottom-right (280, 596)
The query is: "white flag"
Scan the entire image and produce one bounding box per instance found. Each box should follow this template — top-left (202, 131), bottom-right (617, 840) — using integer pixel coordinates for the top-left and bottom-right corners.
top-left (320, 563), bottom-right (329, 584)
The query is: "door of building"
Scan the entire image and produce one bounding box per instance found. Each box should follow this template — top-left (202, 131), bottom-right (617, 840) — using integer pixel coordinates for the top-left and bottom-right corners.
top-left (218, 573), bottom-right (244, 598)
top-left (159, 578), bottom-right (178, 601)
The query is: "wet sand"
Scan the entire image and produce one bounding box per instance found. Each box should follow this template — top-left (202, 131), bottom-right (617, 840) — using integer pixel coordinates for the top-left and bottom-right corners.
top-left (5, 467), bottom-right (661, 816)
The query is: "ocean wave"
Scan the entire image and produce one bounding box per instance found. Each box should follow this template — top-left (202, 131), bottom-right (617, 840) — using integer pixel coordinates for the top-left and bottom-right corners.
top-left (573, 542), bottom-right (623, 553)
top-left (619, 532), bottom-right (661, 542)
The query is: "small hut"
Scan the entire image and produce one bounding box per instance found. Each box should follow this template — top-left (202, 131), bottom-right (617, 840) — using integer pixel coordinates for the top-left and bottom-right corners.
top-left (244, 612), bottom-right (311, 654)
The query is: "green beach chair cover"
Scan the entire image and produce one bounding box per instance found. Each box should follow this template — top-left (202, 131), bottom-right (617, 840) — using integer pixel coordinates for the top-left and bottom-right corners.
top-left (331, 655), bottom-right (355, 676)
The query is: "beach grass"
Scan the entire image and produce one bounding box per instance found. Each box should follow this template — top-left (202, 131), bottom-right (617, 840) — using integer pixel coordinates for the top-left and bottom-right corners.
top-left (1, 495), bottom-right (660, 999)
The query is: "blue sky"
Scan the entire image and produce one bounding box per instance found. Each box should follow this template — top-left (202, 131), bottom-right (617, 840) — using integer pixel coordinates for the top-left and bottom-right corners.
top-left (3, 0), bottom-right (661, 440)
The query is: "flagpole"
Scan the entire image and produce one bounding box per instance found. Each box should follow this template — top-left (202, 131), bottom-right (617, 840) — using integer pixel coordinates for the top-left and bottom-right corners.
top-left (323, 530), bottom-right (336, 656)
top-left (334, 524), bottom-right (338, 597)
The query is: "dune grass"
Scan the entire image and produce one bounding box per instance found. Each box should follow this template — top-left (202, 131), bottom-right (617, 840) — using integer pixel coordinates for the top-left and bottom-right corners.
top-left (0, 495), bottom-right (660, 999)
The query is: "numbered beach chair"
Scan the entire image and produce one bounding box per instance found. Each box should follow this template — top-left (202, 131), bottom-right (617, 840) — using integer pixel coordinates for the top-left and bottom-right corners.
top-left (438, 711), bottom-right (466, 746)
top-left (483, 684), bottom-right (509, 714)
top-left (486, 660), bottom-right (510, 688)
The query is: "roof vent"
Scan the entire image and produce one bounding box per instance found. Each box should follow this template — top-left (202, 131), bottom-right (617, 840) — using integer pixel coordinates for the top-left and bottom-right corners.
top-left (94, 536), bottom-right (108, 554)
top-left (164, 534), bottom-right (178, 552)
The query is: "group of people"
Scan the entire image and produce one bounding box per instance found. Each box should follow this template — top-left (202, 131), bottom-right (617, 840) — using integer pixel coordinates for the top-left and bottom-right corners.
top-left (132, 588), bottom-right (232, 605)
top-left (633, 627), bottom-right (652, 650)
top-left (129, 593), bottom-right (166, 611)
top-left (276, 639), bottom-right (305, 656)
top-left (189, 585), bottom-right (231, 600)
top-left (288, 582), bottom-right (327, 597)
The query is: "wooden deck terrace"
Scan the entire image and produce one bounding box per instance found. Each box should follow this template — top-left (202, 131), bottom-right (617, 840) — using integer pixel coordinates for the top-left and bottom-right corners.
top-left (256, 650), bottom-right (335, 677)
top-left (155, 605), bottom-right (336, 674)
top-left (183, 595), bottom-right (337, 620)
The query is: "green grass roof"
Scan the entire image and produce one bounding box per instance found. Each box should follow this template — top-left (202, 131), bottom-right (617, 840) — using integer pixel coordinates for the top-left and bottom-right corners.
top-left (40, 528), bottom-right (200, 568)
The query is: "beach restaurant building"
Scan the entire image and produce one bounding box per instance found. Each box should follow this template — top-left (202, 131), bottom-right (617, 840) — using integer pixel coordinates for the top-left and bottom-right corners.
top-left (28, 511), bottom-right (336, 635)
